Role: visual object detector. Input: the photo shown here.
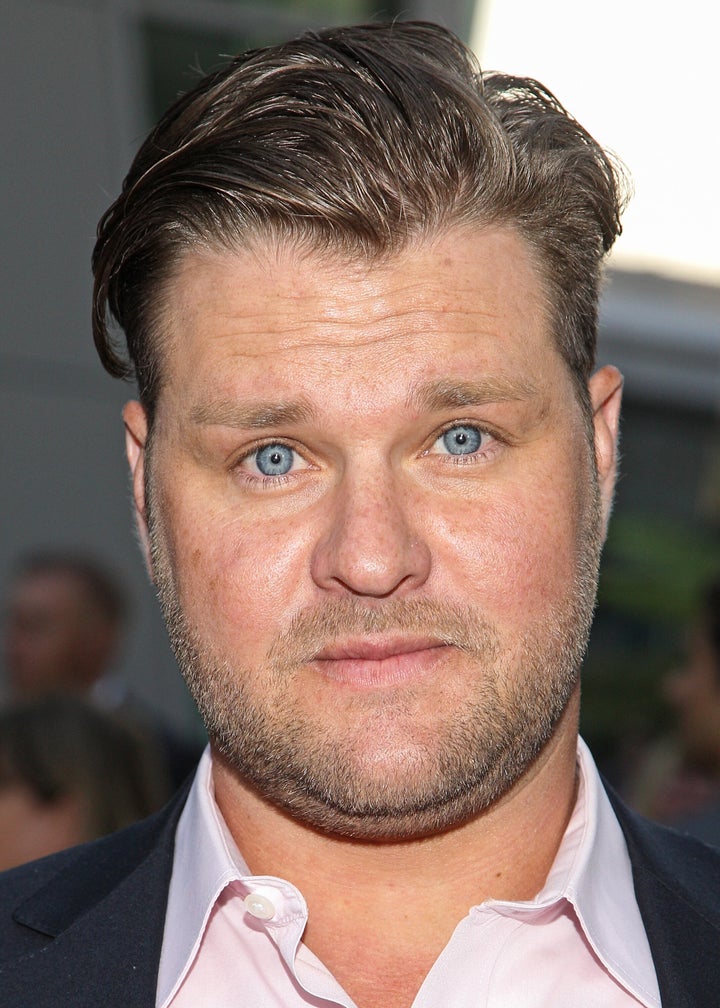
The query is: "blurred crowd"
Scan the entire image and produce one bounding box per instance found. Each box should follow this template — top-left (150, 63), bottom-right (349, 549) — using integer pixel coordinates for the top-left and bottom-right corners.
top-left (622, 577), bottom-right (720, 845)
top-left (0, 551), bottom-right (202, 871)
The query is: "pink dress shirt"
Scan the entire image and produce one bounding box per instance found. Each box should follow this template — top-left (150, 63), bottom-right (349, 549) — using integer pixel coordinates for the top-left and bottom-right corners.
top-left (156, 740), bottom-right (660, 1007)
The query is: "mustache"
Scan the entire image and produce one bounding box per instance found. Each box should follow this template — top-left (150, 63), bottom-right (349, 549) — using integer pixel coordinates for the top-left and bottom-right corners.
top-left (266, 596), bottom-right (498, 668)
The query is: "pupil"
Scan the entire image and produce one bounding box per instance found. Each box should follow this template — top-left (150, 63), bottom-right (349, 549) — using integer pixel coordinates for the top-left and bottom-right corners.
top-left (443, 425), bottom-right (481, 455)
top-left (256, 443), bottom-right (293, 475)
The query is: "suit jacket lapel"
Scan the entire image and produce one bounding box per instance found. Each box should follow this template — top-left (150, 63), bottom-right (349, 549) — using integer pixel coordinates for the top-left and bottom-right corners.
top-left (609, 789), bottom-right (720, 1007)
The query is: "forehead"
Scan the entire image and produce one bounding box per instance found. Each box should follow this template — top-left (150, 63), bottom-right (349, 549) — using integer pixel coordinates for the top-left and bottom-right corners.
top-left (156, 226), bottom-right (558, 410)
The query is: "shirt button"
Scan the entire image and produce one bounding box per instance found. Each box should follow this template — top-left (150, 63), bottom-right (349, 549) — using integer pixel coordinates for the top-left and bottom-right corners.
top-left (244, 892), bottom-right (276, 921)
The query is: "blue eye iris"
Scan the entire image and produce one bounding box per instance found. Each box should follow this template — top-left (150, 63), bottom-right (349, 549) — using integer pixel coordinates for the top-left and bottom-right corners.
top-left (254, 443), bottom-right (294, 476)
top-left (442, 425), bottom-right (482, 455)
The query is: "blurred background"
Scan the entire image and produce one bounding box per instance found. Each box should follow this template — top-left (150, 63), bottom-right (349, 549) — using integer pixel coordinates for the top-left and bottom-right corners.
top-left (1, 0), bottom-right (719, 792)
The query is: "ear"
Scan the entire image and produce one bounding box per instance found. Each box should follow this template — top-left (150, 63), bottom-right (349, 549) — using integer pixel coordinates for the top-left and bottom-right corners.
top-left (122, 400), bottom-right (153, 579)
top-left (588, 365), bottom-right (623, 535)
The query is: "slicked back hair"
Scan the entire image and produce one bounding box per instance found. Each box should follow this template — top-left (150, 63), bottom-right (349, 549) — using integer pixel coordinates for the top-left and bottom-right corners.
top-left (92, 20), bottom-right (627, 421)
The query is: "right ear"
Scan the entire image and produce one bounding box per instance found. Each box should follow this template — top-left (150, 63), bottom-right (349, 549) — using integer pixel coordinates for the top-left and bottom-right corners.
top-left (122, 401), bottom-right (153, 578)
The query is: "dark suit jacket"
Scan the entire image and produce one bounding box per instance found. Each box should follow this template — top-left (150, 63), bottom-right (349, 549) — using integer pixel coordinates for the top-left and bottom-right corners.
top-left (1, 782), bottom-right (719, 1007)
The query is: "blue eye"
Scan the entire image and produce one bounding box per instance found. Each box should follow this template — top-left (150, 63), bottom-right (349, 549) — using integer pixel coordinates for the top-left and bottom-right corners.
top-left (254, 443), bottom-right (295, 476)
top-left (441, 425), bottom-right (483, 455)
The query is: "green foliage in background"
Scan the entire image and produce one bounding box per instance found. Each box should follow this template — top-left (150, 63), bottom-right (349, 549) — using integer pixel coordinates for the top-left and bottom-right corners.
top-left (599, 513), bottom-right (720, 623)
top-left (581, 511), bottom-right (720, 775)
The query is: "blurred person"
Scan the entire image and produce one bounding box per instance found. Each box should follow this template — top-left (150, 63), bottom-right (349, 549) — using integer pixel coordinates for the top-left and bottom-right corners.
top-left (0, 695), bottom-right (168, 871)
top-left (1, 20), bottom-right (720, 1008)
top-left (627, 577), bottom-right (720, 843)
top-left (3, 552), bottom-right (202, 789)
top-left (4, 552), bottom-right (126, 700)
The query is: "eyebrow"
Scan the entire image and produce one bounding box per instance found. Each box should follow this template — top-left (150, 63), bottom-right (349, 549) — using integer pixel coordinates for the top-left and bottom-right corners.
top-left (407, 377), bottom-right (539, 412)
top-left (189, 398), bottom-right (315, 428)
top-left (189, 376), bottom-right (538, 429)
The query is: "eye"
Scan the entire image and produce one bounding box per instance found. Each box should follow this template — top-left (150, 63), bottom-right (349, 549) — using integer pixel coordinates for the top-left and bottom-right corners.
top-left (247, 443), bottom-right (299, 477)
top-left (433, 424), bottom-right (487, 456)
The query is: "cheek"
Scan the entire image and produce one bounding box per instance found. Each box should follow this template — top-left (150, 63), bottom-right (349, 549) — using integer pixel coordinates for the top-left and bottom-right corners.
top-left (163, 491), bottom-right (316, 654)
top-left (429, 472), bottom-right (589, 624)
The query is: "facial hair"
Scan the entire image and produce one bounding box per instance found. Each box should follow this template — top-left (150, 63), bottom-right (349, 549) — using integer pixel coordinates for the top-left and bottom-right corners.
top-left (147, 495), bottom-right (602, 841)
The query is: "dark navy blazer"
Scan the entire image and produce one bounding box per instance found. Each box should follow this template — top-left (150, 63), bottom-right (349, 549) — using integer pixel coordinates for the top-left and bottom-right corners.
top-left (1, 780), bottom-right (719, 1006)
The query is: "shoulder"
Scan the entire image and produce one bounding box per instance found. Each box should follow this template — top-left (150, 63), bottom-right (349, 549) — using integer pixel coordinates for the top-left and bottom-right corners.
top-left (608, 785), bottom-right (720, 924)
top-left (672, 797), bottom-right (720, 847)
top-left (0, 781), bottom-right (190, 968)
top-left (606, 788), bottom-right (720, 1002)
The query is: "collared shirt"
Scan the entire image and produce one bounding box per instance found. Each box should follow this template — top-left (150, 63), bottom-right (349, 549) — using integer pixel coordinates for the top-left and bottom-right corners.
top-left (157, 740), bottom-right (661, 1007)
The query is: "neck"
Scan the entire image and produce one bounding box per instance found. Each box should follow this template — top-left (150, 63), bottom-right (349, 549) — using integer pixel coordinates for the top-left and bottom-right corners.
top-left (212, 696), bottom-right (580, 1008)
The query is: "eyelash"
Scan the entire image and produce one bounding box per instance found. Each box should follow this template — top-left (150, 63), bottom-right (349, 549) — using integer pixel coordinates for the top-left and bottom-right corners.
top-left (426, 421), bottom-right (502, 465)
top-left (233, 421), bottom-right (502, 490)
top-left (233, 440), bottom-right (309, 488)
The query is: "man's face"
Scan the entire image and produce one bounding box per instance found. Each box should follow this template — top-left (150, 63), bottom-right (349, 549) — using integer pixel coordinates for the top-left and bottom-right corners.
top-left (124, 226), bottom-right (621, 839)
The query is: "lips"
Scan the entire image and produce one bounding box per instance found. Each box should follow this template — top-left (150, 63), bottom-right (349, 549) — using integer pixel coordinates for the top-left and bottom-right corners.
top-left (312, 635), bottom-right (449, 687)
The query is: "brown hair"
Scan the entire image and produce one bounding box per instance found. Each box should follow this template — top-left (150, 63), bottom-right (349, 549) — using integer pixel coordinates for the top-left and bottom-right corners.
top-left (0, 696), bottom-right (168, 839)
top-left (92, 20), bottom-right (627, 420)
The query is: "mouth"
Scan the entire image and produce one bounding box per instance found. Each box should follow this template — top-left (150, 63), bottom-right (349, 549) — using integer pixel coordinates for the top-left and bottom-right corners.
top-left (312, 635), bottom-right (450, 687)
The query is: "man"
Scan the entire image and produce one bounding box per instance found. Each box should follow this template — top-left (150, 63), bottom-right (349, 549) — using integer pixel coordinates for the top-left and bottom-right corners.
top-left (1, 20), bottom-right (719, 1007)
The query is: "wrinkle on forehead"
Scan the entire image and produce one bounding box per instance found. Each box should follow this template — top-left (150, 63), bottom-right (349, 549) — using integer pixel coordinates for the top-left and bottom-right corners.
top-left (186, 298), bottom-right (502, 360)
top-left (159, 226), bottom-right (554, 411)
top-left (168, 227), bottom-right (521, 331)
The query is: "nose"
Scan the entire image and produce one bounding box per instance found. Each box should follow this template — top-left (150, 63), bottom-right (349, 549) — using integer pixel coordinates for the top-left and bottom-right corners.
top-left (310, 468), bottom-right (431, 598)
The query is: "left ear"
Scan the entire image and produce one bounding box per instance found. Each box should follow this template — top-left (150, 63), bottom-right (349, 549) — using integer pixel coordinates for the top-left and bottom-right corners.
top-left (588, 365), bottom-right (623, 534)
top-left (122, 400), bottom-right (153, 580)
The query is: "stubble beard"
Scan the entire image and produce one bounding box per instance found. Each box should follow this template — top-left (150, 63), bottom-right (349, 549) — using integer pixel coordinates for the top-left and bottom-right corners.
top-left (146, 474), bottom-right (603, 842)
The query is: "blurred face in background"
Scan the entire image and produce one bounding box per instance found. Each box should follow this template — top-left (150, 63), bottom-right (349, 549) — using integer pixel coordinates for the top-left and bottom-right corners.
top-left (3, 572), bottom-right (115, 696)
top-left (664, 626), bottom-right (720, 769)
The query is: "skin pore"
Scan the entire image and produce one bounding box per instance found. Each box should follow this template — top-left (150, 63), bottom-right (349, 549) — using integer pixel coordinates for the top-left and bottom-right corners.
top-left (123, 225), bottom-right (621, 1008)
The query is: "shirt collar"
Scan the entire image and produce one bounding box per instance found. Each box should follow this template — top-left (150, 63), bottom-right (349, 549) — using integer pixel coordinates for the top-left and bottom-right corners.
top-left (482, 738), bottom-right (659, 1006)
top-left (572, 739), bottom-right (660, 1005)
top-left (156, 748), bottom-right (253, 1007)
top-left (157, 740), bottom-right (659, 1008)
